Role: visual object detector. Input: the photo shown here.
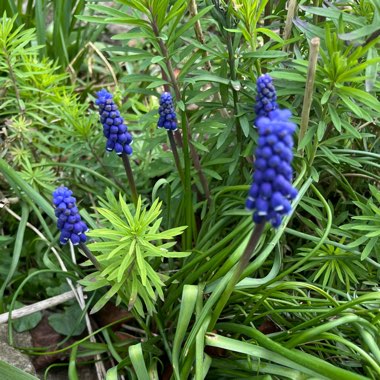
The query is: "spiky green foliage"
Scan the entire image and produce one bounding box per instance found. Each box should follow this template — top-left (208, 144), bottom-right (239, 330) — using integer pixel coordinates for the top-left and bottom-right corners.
top-left (81, 193), bottom-right (189, 316)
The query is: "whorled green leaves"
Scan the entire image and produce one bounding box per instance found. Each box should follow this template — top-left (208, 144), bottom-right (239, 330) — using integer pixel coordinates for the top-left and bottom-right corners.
top-left (80, 194), bottom-right (189, 316)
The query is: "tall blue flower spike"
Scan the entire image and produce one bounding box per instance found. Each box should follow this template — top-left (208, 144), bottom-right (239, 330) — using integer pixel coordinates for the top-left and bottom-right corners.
top-left (157, 92), bottom-right (178, 131)
top-left (52, 186), bottom-right (88, 245)
top-left (254, 74), bottom-right (278, 121)
top-left (246, 109), bottom-right (298, 228)
top-left (95, 89), bottom-right (133, 156)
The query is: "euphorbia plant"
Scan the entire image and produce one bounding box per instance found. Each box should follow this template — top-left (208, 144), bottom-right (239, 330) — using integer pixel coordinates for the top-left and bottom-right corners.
top-left (79, 194), bottom-right (189, 316)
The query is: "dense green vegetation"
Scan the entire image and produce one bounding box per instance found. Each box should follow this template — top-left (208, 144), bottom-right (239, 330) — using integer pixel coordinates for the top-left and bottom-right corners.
top-left (0, 0), bottom-right (380, 379)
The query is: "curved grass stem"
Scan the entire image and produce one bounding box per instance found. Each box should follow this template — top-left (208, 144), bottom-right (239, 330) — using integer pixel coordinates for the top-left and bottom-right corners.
top-left (167, 130), bottom-right (184, 184)
top-left (209, 222), bottom-right (266, 329)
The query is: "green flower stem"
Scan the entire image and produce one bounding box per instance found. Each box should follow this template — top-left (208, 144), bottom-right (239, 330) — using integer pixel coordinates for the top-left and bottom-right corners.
top-left (79, 242), bottom-right (101, 271)
top-left (150, 17), bottom-right (211, 204)
top-left (226, 31), bottom-right (242, 145)
top-left (121, 152), bottom-right (138, 207)
top-left (87, 140), bottom-right (126, 192)
top-left (209, 222), bottom-right (266, 330)
top-left (298, 37), bottom-right (320, 154)
top-left (167, 130), bottom-right (185, 184)
top-left (217, 323), bottom-right (369, 380)
top-left (181, 110), bottom-right (194, 250)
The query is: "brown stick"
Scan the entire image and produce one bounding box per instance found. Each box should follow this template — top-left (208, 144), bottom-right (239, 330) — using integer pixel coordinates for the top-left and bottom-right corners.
top-left (298, 37), bottom-right (320, 153)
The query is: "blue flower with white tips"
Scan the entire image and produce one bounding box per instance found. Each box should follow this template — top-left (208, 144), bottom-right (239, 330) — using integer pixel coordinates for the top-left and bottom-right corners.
top-left (53, 186), bottom-right (88, 245)
top-left (246, 109), bottom-right (298, 228)
top-left (95, 89), bottom-right (133, 156)
top-left (157, 92), bottom-right (177, 131)
top-left (255, 74), bottom-right (278, 121)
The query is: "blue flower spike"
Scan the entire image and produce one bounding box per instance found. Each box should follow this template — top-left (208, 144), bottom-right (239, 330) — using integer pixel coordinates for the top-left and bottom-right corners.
top-left (246, 109), bottom-right (298, 228)
top-left (95, 89), bottom-right (133, 156)
top-left (157, 92), bottom-right (178, 131)
top-left (52, 186), bottom-right (88, 245)
top-left (255, 74), bottom-right (278, 121)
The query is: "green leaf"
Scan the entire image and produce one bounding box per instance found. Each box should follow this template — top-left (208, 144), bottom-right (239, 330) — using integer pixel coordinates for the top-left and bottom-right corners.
top-left (328, 104), bottom-right (341, 132)
top-left (48, 305), bottom-right (86, 336)
top-left (172, 285), bottom-right (198, 380)
top-left (151, 55), bottom-right (164, 64)
top-left (361, 237), bottom-right (378, 260)
top-left (184, 74), bottom-right (230, 85)
top-left (11, 301), bottom-right (42, 333)
top-left (0, 360), bottom-right (39, 380)
top-left (243, 50), bottom-right (288, 59)
top-left (169, 5), bottom-right (214, 46)
top-left (339, 86), bottom-right (380, 110)
top-left (106, 366), bottom-right (119, 380)
top-left (129, 343), bottom-right (150, 380)
top-left (339, 24), bottom-right (380, 41)
top-left (0, 159), bottom-right (55, 220)
top-left (256, 28), bottom-right (284, 43)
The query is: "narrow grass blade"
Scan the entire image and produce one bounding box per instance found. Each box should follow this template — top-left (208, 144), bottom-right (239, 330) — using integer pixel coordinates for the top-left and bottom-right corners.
top-left (172, 285), bottom-right (198, 380)
top-left (0, 158), bottom-right (55, 220)
top-left (129, 343), bottom-right (149, 380)
top-left (0, 204), bottom-right (29, 298)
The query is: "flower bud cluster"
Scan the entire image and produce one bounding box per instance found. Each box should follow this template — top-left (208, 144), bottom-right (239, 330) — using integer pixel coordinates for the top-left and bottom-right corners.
top-left (53, 186), bottom-right (88, 245)
top-left (246, 109), bottom-right (298, 227)
top-left (157, 92), bottom-right (178, 131)
top-left (255, 74), bottom-right (278, 120)
top-left (95, 89), bottom-right (133, 156)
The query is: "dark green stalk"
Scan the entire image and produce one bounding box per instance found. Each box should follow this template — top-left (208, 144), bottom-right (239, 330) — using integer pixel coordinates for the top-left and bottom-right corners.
top-left (150, 17), bottom-right (210, 204)
top-left (79, 242), bottom-right (101, 271)
top-left (87, 140), bottom-right (126, 192)
top-left (226, 31), bottom-right (242, 145)
top-left (209, 222), bottom-right (266, 329)
top-left (121, 152), bottom-right (138, 207)
top-left (4, 51), bottom-right (24, 114)
top-left (181, 110), bottom-right (193, 250)
top-left (167, 130), bottom-right (184, 184)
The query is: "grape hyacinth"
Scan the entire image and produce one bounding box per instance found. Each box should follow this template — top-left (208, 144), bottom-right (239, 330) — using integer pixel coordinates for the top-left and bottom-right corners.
top-left (246, 109), bottom-right (298, 228)
top-left (254, 74), bottom-right (278, 121)
top-left (95, 89), bottom-right (133, 156)
top-left (157, 92), bottom-right (178, 131)
top-left (52, 186), bottom-right (88, 245)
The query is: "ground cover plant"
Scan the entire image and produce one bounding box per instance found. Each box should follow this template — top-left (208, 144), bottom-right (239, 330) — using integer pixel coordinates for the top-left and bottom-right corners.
top-left (0, 0), bottom-right (380, 379)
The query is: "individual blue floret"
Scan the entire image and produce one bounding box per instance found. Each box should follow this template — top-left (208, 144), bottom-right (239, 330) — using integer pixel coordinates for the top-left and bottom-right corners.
top-left (95, 89), bottom-right (133, 156)
top-left (246, 109), bottom-right (298, 228)
top-left (157, 92), bottom-right (178, 131)
top-left (254, 74), bottom-right (278, 121)
top-left (52, 186), bottom-right (88, 245)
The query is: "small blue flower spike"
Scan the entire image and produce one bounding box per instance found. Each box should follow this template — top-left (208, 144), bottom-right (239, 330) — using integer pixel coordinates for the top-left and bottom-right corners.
top-left (95, 89), bottom-right (133, 156)
top-left (52, 186), bottom-right (89, 245)
top-left (246, 109), bottom-right (298, 228)
top-left (158, 92), bottom-right (178, 131)
top-left (254, 74), bottom-right (278, 121)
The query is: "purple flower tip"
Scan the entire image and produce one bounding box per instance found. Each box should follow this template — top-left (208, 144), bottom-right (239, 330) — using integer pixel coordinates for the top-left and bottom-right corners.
top-left (158, 92), bottom-right (177, 131)
top-left (255, 74), bottom-right (278, 122)
top-left (95, 89), bottom-right (133, 156)
top-left (53, 186), bottom-right (88, 245)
